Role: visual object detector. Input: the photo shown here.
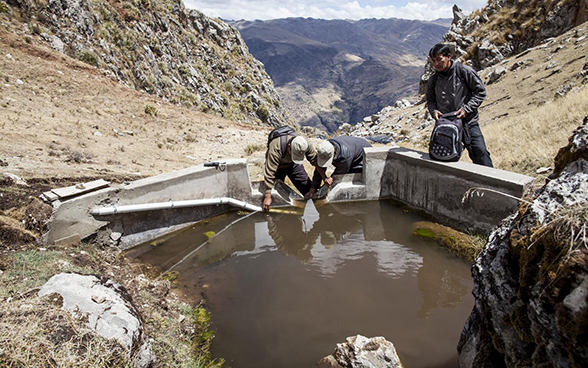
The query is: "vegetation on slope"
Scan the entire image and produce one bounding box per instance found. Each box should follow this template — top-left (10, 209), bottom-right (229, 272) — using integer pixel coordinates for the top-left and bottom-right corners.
top-left (2, 0), bottom-right (289, 126)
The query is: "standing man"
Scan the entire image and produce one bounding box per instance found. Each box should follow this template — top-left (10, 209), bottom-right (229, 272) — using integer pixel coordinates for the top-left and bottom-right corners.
top-left (306, 136), bottom-right (372, 199)
top-left (426, 43), bottom-right (493, 167)
top-left (263, 128), bottom-right (326, 211)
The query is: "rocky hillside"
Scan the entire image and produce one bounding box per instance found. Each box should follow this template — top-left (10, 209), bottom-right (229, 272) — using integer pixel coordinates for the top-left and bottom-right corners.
top-left (233, 17), bottom-right (449, 132)
top-left (1, 0), bottom-right (289, 127)
top-left (419, 0), bottom-right (588, 93)
top-left (343, 2), bottom-right (588, 176)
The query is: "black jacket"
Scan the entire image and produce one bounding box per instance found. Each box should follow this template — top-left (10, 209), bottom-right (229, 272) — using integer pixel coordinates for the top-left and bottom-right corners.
top-left (311, 136), bottom-right (371, 189)
top-left (426, 61), bottom-right (486, 125)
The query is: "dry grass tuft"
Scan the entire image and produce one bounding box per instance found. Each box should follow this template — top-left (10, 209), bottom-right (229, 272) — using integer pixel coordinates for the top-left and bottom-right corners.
top-left (0, 215), bottom-right (37, 246)
top-left (0, 296), bottom-right (133, 367)
top-left (483, 87), bottom-right (588, 175)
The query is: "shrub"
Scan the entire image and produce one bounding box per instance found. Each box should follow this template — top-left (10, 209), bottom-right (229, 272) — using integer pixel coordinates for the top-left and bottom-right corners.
top-left (244, 144), bottom-right (265, 156)
top-left (79, 49), bottom-right (98, 67)
top-left (0, 2), bottom-right (10, 14)
top-left (144, 104), bottom-right (158, 117)
top-left (256, 105), bottom-right (269, 123)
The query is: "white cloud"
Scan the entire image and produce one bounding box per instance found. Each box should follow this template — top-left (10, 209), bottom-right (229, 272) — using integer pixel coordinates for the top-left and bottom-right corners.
top-left (183, 0), bottom-right (488, 21)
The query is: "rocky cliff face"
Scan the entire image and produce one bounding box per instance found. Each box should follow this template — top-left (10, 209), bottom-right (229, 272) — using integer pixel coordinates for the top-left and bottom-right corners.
top-left (419, 0), bottom-right (588, 94)
top-left (2, 0), bottom-right (289, 126)
top-left (458, 117), bottom-right (588, 367)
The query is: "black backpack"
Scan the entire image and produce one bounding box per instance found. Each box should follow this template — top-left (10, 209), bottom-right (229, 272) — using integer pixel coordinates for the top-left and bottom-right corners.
top-left (429, 113), bottom-right (464, 162)
top-left (267, 125), bottom-right (297, 156)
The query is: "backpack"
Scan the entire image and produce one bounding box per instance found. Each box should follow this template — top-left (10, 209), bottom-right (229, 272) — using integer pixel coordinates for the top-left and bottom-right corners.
top-left (429, 113), bottom-right (464, 162)
top-left (267, 125), bottom-right (297, 157)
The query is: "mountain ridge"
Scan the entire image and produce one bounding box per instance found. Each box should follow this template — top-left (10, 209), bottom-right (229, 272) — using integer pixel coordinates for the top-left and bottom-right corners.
top-left (233, 17), bottom-right (448, 132)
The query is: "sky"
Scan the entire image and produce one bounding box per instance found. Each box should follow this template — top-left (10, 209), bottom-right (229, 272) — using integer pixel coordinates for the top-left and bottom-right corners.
top-left (182, 0), bottom-right (488, 21)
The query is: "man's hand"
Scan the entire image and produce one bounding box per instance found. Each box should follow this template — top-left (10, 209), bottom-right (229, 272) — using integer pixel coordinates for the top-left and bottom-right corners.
top-left (455, 108), bottom-right (466, 119)
top-left (263, 193), bottom-right (272, 211)
top-left (324, 177), bottom-right (334, 187)
top-left (304, 188), bottom-right (316, 200)
top-left (433, 110), bottom-right (442, 121)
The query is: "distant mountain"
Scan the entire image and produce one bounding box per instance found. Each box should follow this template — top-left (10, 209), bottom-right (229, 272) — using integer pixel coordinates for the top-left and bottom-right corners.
top-left (232, 18), bottom-right (448, 132)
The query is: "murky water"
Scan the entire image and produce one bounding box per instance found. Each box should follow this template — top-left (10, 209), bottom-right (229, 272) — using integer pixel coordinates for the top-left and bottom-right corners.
top-left (132, 200), bottom-right (473, 368)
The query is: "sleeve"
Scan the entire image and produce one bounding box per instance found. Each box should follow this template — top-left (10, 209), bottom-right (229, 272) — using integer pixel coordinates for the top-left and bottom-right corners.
top-left (425, 74), bottom-right (438, 116)
top-left (460, 65), bottom-right (487, 115)
top-left (263, 140), bottom-right (282, 193)
top-left (311, 169), bottom-right (323, 189)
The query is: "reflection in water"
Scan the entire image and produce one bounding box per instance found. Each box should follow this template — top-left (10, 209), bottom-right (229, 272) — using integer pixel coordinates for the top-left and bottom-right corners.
top-left (134, 200), bottom-right (474, 368)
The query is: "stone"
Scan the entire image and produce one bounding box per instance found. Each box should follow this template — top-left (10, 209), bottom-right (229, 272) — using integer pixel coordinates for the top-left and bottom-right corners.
top-left (4, 173), bottom-right (28, 186)
top-left (53, 233), bottom-right (81, 246)
top-left (486, 66), bottom-right (507, 85)
top-left (39, 273), bottom-right (154, 368)
top-left (110, 232), bottom-right (122, 241)
top-left (314, 335), bottom-right (403, 368)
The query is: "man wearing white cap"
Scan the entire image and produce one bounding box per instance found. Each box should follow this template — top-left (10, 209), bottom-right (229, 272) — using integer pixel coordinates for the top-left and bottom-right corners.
top-left (307, 136), bottom-right (372, 198)
top-left (263, 131), bottom-right (325, 211)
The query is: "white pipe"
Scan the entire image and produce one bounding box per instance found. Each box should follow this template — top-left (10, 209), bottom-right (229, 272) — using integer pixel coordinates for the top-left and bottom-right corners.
top-left (91, 197), bottom-right (262, 216)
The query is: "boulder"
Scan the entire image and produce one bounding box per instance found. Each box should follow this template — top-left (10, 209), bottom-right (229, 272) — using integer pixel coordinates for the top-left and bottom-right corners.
top-left (314, 335), bottom-right (403, 368)
top-left (486, 66), bottom-right (507, 85)
top-left (458, 116), bottom-right (588, 367)
top-left (38, 273), bottom-right (153, 368)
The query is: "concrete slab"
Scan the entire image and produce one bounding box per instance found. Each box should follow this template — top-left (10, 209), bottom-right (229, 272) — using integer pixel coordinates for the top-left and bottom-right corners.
top-left (51, 179), bottom-right (111, 200)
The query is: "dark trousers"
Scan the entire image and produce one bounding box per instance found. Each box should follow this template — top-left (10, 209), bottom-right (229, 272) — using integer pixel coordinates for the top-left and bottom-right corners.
top-left (275, 164), bottom-right (311, 195)
top-left (464, 122), bottom-right (493, 168)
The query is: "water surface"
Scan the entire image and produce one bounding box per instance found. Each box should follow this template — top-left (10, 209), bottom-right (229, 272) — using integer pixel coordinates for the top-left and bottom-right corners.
top-left (133, 200), bottom-right (473, 368)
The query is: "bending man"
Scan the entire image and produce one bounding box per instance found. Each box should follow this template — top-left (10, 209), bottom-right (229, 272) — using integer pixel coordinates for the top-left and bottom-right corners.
top-left (426, 43), bottom-right (493, 167)
top-left (263, 131), bottom-right (325, 211)
top-left (307, 136), bottom-right (371, 199)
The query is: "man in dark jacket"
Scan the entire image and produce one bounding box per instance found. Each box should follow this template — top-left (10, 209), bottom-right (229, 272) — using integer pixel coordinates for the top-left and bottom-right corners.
top-left (306, 136), bottom-right (372, 199)
top-left (426, 43), bottom-right (493, 167)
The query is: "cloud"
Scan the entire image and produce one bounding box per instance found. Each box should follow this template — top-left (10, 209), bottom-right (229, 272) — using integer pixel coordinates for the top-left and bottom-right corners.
top-left (183, 0), bottom-right (487, 21)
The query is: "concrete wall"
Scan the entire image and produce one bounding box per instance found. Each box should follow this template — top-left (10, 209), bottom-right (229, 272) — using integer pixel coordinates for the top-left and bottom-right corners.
top-left (45, 148), bottom-right (534, 250)
top-left (323, 147), bottom-right (533, 233)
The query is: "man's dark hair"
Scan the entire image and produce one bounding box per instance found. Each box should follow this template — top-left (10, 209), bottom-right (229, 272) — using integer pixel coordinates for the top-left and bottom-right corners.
top-left (429, 43), bottom-right (452, 59)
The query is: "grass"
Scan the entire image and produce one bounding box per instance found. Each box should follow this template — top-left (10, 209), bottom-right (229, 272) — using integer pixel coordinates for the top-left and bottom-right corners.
top-left (0, 242), bottom-right (225, 368)
top-left (244, 143), bottom-right (265, 156)
top-left (145, 104), bottom-right (158, 117)
top-left (483, 87), bottom-right (588, 176)
top-left (412, 221), bottom-right (486, 262)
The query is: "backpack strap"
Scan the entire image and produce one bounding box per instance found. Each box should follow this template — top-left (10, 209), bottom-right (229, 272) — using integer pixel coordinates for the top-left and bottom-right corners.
top-left (279, 135), bottom-right (293, 158)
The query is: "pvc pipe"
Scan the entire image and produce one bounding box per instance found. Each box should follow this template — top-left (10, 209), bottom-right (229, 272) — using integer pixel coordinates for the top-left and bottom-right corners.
top-left (91, 197), bottom-right (262, 216)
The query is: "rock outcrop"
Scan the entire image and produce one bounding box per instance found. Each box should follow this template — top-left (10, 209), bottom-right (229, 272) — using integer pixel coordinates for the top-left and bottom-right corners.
top-left (39, 273), bottom-right (153, 368)
top-left (420, 0), bottom-right (588, 94)
top-left (3, 0), bottom-right (289, 126)
top-left (458, 116), bottom-right (588, 367)
top-left (314, 335), bottom-right (403, 368)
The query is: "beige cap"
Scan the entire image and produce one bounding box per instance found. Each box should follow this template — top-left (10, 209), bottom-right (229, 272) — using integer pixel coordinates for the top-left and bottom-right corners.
top-left (290, 136), bottom-right (308, 164)
top-left (317, 140), bottom-right (334, 167)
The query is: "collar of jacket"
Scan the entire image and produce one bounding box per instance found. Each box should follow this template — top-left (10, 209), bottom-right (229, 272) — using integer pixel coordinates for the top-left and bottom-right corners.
top-left (330, 139), bottom-right (349, 162)
top-left (438, 60), bottom-right (455, 77)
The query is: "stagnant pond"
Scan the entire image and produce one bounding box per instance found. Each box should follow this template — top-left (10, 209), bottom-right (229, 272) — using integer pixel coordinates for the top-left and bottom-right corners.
top-left (132, 199), bottom-right (474, 368)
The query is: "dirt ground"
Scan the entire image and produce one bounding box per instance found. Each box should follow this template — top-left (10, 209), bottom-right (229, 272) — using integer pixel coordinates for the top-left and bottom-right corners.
top-left (0, 19), bottom-right (271, 184)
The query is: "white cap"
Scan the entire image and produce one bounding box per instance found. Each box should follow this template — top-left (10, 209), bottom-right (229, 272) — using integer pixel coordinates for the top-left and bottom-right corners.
top-left (290, 136), bottom-right (308, 164)
top-left (317, 140), bottom-right (334, 167)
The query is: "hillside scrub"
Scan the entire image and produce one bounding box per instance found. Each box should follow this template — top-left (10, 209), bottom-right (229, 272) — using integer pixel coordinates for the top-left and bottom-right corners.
top-left (0, 239), bottom-right (225, 367)
top-left (484, 87), bottom-right (588, 175)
